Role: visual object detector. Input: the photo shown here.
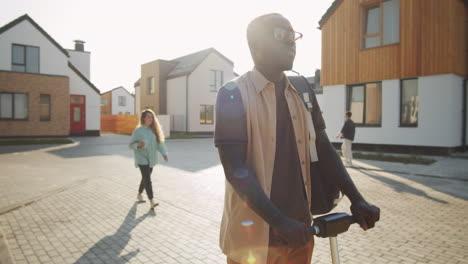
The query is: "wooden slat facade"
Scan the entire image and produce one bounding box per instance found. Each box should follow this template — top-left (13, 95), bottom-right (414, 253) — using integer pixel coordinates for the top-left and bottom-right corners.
top-left (321, 0), bottom-right (468, 86)
top-left (101, 115), bottom-right (139, 134)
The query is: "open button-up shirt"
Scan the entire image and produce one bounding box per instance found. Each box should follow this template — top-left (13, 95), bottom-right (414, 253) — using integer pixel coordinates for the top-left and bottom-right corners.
top-left (215, 69), bottom-right (317, 264)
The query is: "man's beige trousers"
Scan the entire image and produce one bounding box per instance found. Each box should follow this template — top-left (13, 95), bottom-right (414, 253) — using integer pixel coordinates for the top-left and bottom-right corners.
top-left (341, 139), bottom-right (353, 165)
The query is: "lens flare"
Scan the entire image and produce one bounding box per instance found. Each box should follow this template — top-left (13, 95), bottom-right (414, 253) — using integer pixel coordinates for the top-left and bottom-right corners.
top-left (247, 249), bottom-right (256, 264)
top-left (241, 220), bottom-right (254, 226)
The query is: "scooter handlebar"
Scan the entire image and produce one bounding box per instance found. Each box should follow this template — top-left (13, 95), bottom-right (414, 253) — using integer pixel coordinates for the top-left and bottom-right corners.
top-left (309, 212), bottom-right (355, 238)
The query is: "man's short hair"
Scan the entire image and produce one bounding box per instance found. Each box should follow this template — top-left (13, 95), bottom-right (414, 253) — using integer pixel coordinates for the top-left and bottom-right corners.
top-left (345, 111), bottom-right (352, 118)
top-left (246, 13), bottom-right (281, 53)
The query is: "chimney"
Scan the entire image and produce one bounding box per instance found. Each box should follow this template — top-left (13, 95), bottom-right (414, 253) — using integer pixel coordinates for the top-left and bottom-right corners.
top-left (74, 40), bottom-right (85, 52)
top-left (315, 69), bottom-right (321, 87)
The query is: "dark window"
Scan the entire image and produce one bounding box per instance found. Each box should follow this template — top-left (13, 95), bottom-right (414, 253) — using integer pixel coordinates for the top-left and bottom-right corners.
top-left (147, 77), bottom-right (155, 95)
top-left (12, 44), bottom-right (39, 73)
top-left (0, 93), bottom-right (28, 120)
top-left (347, 82), bottom-right (382, 126)
top-left (209, 70), bottom-right (224, 92)
top-left (400, 79), bottom-right (418, 127)
top-left (362, 0), bottom-right (399, 49)
top-left (40, 94), bottom-right (51, 121)
top-left (200, 105), bottom-right (214, 124)
top-left (118, 96), bottom-right (126, 106)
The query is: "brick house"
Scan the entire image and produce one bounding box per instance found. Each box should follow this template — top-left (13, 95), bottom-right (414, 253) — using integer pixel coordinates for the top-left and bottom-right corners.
top-left (0, 14), bottom-right (101, 137)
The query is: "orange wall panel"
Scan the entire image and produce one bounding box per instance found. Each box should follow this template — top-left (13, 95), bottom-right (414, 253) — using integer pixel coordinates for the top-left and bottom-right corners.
top-left (101, 115), bottom-right (139, 134)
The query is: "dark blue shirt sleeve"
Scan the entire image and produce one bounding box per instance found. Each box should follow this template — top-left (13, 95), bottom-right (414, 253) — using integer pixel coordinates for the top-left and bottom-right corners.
top-left (214, 82), bottom-right (247, 147)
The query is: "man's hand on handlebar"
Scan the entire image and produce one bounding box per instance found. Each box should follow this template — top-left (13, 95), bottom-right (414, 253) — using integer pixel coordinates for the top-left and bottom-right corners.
top-left (272, 217), bottom-right (311, 248)
top-left (350, 200), bottom-right (380, 231)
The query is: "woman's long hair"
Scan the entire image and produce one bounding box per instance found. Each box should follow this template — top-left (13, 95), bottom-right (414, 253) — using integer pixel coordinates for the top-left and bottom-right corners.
top-left (139, 109), bottom-right (165, 143)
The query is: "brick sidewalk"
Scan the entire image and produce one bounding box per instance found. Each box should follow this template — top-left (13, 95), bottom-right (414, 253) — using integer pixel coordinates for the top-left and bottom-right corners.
top-left (1, 136), bottom-right (467, 263)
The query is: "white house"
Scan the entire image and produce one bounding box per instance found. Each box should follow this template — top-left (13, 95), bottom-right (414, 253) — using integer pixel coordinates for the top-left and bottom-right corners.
top-left (100, 86), bottom-right (135, 115)
top-left (136, 48), bottom-right (235, 134)
top-left (0, 14), bottom-right (101, 137)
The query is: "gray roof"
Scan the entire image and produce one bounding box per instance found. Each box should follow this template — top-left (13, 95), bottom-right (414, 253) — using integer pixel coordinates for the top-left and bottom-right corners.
top-left (68, 62), bottom-right (100, 95)
top-left (134, 78), bottom-right (140, 87)
top-left (0, 14), bottom-right (69, 57)
top-left (318, 0), bottom-right (344, 29)
top-left (101, 86), bottom-right (132, 96)
top-left (167, 48), bottom-right (233, 79)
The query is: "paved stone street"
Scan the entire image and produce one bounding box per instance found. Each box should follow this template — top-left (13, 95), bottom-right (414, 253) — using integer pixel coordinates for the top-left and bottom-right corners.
top-left (0, 134), bottom-right (467, 264)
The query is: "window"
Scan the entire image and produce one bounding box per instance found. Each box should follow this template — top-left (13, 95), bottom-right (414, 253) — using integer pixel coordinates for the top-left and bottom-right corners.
top-left (400, 79), bottom-right (418, 127)
top-left (347, 83), bottom-right (382, 125)
top-left (101, 98), bottom-right (108, 105)
top-left (362, 0), bottom-right (399, 49)
top-left (0, 93), bottom-right (28, 120)
top-left (200, 105), bottom-right (214, 124)
top-left (40, 94), bottom-right (51, 121)
top-left (209, 70), bottom-right (224, 91)
top-left (12, 44), bottom-right (40, 73)
top-left (118, 96), bottom-right (126, 106)
top-left (147, 77), bottom-right (155, 95)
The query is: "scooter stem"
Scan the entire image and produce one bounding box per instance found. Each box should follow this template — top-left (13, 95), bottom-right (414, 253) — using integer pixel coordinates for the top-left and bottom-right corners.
top-left (329, 236), bottom-right (340, 264)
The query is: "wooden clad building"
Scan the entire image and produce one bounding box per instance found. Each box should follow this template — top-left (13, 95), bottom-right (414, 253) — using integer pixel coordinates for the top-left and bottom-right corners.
top-left (318, 0), bottom-right (468, 153)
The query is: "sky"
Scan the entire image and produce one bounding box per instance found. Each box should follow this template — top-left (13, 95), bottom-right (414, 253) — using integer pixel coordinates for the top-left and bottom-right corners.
top-left (1, 0), bottom-right (335, 93)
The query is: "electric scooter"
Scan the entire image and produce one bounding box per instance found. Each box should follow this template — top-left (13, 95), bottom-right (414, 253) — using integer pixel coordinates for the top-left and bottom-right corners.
top-left (309, 213), bottom-right (356, 264)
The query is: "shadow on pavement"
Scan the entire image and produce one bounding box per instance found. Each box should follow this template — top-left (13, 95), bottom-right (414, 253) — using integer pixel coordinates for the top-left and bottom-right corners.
top-left (358, 169), bottom-right (449, 204)
top-left (73, 202), bottom-right (155, 264)
top-left (159, 139), bottom-right (221, 172)
top-left (47, 141), bottom-right (134, 159)
top-left (48, 135), bottom-right (221, 173)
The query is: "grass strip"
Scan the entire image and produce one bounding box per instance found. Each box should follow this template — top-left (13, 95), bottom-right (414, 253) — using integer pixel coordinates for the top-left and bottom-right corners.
top-left (339, 151), bottom-right (436, 165)
top-left (0, 139), bottom-right (73, 146)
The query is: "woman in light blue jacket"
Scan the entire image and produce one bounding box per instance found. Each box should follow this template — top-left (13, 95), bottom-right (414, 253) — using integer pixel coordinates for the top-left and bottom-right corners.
top-left (129, 109), bottom-right (168, 209)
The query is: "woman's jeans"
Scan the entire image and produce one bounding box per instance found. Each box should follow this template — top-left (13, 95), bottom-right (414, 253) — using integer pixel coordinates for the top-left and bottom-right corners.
top-left (138, 165), bottom-right (154, 199)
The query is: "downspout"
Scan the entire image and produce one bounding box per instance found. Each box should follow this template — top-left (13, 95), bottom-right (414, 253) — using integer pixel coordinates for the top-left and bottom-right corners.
top-left (186, 74), bottom-right (190, 133)
top-left (462, 79), bottom-right (467, 151)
